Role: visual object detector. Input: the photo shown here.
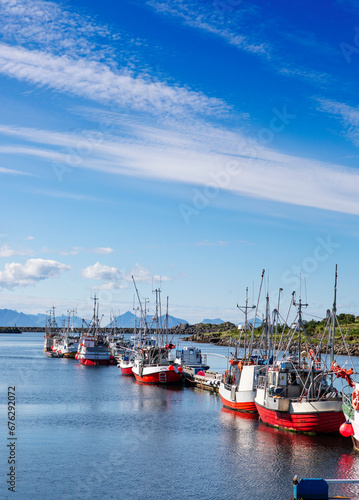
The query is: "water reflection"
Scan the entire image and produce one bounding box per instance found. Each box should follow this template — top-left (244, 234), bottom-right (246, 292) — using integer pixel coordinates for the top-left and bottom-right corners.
top-left (3, 333), bottom-right (359, 499)
top-left (218, 402), bottom-right (359, 498)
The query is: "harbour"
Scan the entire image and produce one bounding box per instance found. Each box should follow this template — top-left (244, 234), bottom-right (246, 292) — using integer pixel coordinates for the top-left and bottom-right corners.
top-left (2, 0), bottom-right (359, 498)
top-left (2, 332), bottom-right (359, 500)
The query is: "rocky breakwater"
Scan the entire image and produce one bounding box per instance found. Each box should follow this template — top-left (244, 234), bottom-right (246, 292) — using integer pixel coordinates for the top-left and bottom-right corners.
top-left (333, 343), bottom-right (359, 356)
top-left (171, 322), bottom-right (237, 346)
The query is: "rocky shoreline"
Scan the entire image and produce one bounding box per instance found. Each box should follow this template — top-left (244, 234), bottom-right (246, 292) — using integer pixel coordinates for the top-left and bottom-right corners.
top-left (173, 322), bottom-right (359, 357)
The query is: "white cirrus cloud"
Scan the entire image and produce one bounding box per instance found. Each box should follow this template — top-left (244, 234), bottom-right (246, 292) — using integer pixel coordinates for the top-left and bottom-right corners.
top-left (2, 119), bottom-right (359, 217)
top-left (34, 189), bottom-right (107, 203)
top-left (146, 0), bottom-right (269, 56)
top-left (0, 166), bottom-right (34, 175)
top-left (0, 0), bottom-right (114, 59)
top-left (0, 44), bottom-right (229, 117)
top-left (0, 258), bottom-right (70, 289)
top-left (317, 98), bottom-right (359, 146)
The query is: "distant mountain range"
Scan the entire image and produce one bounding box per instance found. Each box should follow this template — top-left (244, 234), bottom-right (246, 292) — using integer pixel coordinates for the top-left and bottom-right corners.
top-left (108, 311), bottom-right (188, 328)
top-left (0, 308), bottom-right (239, 328)
top-left (0, 309), bottom-right (85, 328)
top-left (0, 308), bottom-right (189, 328)
top-left (201, 318), bottom-right (225, 324)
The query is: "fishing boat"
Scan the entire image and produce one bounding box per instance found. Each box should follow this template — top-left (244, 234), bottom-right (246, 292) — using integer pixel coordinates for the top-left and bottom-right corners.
top-left (76, 296), bottom-right (112, 366)
top-left (60, 338), bottom-right (80, 358)
top-left (174, 346), bottom-right (209, 372)
top-left (118, 353), bottom-right (135, 376)
top-left (174, 346), bottom-right (222, 392)
top-left (174, 346), bottom-right (220, 391)
top-left (131, 278), bottom-right (182, 385)
top-left (54, 309), bottom-right (80, 358)
top-left (254, 267), bottom-right (349, 434)
top-left (43, 306), bottom-right (59, 352)
top-left (116, 308), bottom-right (139, 375)
top-left (219, 273), bottom-right (267, 413)
top-left (106, 312), bottom-right (126, 357)
top-left (132, 344), bottom-right (183, 384)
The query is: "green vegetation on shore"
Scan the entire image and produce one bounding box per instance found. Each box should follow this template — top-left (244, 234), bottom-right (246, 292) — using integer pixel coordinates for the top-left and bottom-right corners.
top-left (174, 315), bottom-right (359, 355)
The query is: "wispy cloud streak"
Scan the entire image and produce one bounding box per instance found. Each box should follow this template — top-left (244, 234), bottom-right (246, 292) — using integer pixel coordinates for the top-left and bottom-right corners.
top-left (318, 99), bottom-right (359, 146)
top-left (1, 121), bottom-right (359, 215)
top-left (0, 44), bottom-right (228, 116)
top-left (0, 0), bottom-right (115, 59)
top-left (146, 0), bottom-right (269, 55)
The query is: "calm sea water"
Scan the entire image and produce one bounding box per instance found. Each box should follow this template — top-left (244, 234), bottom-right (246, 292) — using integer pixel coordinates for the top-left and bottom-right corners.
top-left (1, 333), bottom-right (359, 500)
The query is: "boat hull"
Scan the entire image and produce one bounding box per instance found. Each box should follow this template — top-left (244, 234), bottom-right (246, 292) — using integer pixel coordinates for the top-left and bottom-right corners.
top-left (120, 366), bottom-right (134, 376)
top-left (255, 398), bottom-right (345, 434)
top-left (219, 392), bottom-right (257, 413)
top-left (219, 364), bottom-right (258, 412)
top-left (133, 364), bottom-right (182, 384)
top-left (133, 372), bottom-right (182, 384)
top-left (79, 358), bottom-right (111, 366)
top-left (77, 338), bottom-right (112, 366)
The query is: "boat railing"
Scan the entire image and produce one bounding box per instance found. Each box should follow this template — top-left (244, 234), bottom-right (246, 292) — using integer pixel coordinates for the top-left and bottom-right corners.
top-left (272, 391), bottom-right (341, 403)
top-left (342, 390), bottom-right (355, 420)
top-left (257, 375), bottom-right (266, 387)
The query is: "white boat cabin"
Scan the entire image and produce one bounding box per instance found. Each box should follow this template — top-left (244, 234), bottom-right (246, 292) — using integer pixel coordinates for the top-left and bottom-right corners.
top-left (175, 346), bottom-right (209, 371)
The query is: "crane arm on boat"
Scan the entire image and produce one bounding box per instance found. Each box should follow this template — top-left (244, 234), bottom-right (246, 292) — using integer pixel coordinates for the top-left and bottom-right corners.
top-left (330, 361), bottom-right (355, 388)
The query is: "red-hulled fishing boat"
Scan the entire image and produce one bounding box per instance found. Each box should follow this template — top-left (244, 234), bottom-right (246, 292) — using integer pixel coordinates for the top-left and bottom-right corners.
top-left (255, 266), bottom-right (351, 434)
top-left (132, 345), bottom-right (182, 384)
top-left (131, 277), bottom-right (182, 385)
top-left (119, 353), bottom-right (135, 376)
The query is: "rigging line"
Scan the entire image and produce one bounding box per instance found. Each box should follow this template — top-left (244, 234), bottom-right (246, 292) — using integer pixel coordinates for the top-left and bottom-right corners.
top-left (302, 312), bottom-right (325, 320)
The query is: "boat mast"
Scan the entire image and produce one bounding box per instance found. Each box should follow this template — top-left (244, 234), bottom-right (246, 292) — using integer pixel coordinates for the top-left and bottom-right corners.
top-left (264, 293), bottom-right (270, 359)
top-left (90, 294), bottom-right (99, 338)
top-left (292, 292), bottom-right (308, 367)
top-left (165, 296), bottom-right (169, 345)
top-left (273, 288), bottom-right (282, 358)
top-left (153, 288), bottom-right (160, 345)
top-left (331, 264), bottom-right (338, 365)
top-left (237, 287), bottom-right (255, 359)
top-left (248, 269), bottom-right (265, 357)
top-left (132, 275), bottom-right (147, 343)
top-left (66, 310), bottom-right (71, 343)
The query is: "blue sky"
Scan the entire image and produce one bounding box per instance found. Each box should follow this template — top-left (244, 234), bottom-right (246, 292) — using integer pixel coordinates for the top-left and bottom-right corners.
top-left (0, 0), bottom-right (359, 324)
